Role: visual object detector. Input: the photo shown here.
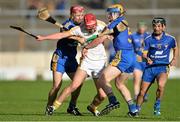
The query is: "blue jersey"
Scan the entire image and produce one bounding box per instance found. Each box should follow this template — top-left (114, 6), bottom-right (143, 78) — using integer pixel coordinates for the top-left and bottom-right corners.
top-left (131, 32), bottom-right (150, 56)
top-left (144, 32), bottom-right (176, 66)
top-left (56, 19), bottom-right (78, 57)
top-left (107, 17), bottom-right (133, 51)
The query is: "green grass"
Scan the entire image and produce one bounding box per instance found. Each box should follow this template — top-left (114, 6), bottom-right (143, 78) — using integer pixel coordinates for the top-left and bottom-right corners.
top-left (0, 79), bottom-right (180, 121)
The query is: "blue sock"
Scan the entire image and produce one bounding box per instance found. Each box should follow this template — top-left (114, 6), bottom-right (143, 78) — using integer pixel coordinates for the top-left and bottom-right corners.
top-left (136, 105), bottom-right (141, 111)
top-left (155, 99), bottom-right (160, 106)
top-left (154, 99), bottom-right (161, 109)
top-left (127, 100), bottom-right (136, 112)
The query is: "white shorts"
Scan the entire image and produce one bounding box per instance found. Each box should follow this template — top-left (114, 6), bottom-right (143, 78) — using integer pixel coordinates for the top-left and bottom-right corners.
top-left (79, 57), bottom-right (106, 78)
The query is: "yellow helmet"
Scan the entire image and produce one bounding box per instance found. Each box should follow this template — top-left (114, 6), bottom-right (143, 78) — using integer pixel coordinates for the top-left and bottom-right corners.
top-left (107, 4), bottom-right (125, 15)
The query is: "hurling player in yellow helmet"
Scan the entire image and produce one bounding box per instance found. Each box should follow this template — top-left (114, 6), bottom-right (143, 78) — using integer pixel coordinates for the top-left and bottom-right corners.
top-left (85, 4), bottom-right (138, 117)
top-left (106, 4), bottom-right (125, 22)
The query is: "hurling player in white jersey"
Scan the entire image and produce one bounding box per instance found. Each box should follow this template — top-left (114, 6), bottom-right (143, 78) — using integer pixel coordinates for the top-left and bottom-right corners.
top-left (37, 13), bottom-right (108, 116)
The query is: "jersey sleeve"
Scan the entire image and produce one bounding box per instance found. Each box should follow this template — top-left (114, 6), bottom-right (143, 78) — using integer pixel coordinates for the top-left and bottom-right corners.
top-left (116, 20), bottom-right (128, 32)
top-left (62, 19), bottom-right (75, 30)
top-left (143, 38), bottom-right (150, 52)
top-left (170, 37), bottom-right (177, 48)
top-left (69, 26), bottom-right (81, 36)
top-left (97, 20), bottom-right (106, 32)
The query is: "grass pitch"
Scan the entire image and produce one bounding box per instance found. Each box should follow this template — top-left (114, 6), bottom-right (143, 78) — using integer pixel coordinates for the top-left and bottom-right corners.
top-left (0, 79), bottom-right (180, 121)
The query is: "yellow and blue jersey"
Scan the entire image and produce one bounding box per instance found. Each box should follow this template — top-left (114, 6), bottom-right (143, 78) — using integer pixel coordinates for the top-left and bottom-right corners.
top-left (107, 16), bottom-right (134, 51)
top-left (144, 32), bottom-right (176, 66)
top-left (108, 17), bottom-right (136, 73)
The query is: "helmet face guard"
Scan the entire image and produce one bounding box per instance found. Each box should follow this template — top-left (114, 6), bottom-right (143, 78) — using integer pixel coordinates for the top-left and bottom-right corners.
top-left (107, 7), bottom-right (120, 13)
top-left (106, 4), bottom-right (124, 21)
top-left (84, 13), bottom-right (97, 30)
top-left (152, 17), bottom-right (166, 26)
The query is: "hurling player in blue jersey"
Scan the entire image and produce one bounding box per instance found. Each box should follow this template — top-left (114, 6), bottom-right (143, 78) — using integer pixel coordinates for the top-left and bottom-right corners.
top-left (131, 21), bottom-right (150, 101)
top-left (44, 5), bottom-right (85, 116)
top-left (85, 4), bottom-right (137, 116)
top-left (136, 17), bottom-right (178, 116)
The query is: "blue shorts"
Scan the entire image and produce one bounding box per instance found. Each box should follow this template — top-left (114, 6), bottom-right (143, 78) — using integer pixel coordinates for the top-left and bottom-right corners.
top-left (142, 65), bottom-right (170, 83)
top-left (50, 51), bottom-right (78, 74)
top-left (110, 50), bottom-right (136, 73)
top-left (134, 61), bottom-right (146, 72)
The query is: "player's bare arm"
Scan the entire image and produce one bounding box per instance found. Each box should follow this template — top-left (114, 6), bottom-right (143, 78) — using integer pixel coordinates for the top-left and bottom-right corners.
top-left (170, 42), bottom-right (179, 66)
top-left (85, 34), bottom-right (113, 49)
top-left (37, 31), bottom-right (72, 41)
top-left (68, 36), bottom-right (85, 44)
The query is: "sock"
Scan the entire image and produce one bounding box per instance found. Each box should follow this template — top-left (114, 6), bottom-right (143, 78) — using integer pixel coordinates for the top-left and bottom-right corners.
top-left (53, 100), bottom-right (62, 110)
top-left (89, 103), bottom-right (97, 111)
top-left (127, 100), bottom-right (136, 112)
top-left (68, 101), bottom-right (76, 109)
top-left (154, 99), bottom-right (161, 109)
top-left (136, 105), bottom-right (141, 111)
top-left (107, 93), bottom-right (117, 104)
top-left (127, 100), bottom-right (134, 106)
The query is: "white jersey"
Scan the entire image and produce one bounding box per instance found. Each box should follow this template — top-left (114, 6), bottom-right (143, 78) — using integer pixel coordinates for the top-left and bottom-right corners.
top-left (70, 20), bottom-right (107, 61)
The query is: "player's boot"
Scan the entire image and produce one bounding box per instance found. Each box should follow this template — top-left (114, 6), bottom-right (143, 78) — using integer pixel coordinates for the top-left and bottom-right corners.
top-left (45, 106), bottom-right (55, 115)
top-left (67, 107), bottom-right (82, 116)
top-left (99, 101), bottom-right (120, 116)
top-left (87, 105), bottom-right (100, 116)
top-left (127, 104), bottom-right (139, 117)
top-left (154, 103), bottom-right (161, 116)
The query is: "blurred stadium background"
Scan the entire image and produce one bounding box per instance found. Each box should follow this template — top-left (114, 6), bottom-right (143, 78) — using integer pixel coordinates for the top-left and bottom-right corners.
top-left (0, 0), bottom-right (180, 80)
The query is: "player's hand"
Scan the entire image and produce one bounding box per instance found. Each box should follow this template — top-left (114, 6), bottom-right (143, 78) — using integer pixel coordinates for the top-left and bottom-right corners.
top-left (106, 35), bottom-right (114, 40)
top-left (79, 37), bottom-right (86, 44)
top-left (82, 48), bottom-right (88, 58)
top-left (147, 58), bottom-right (153, 65)
top-left (37, 35), bottom-right (45, 41)
top-left (170, 58), bottom-right (177, 66)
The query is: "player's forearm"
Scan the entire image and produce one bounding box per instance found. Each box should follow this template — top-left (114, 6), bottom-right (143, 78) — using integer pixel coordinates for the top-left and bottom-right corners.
top-left (43, 32), bottom-right (68, 40)
top-left (68, 36), bottom-right (85, 44)
top-left (85, 35), bottom-right (108, 49)
top-left (98, 27), bottom-right (113, 37)
top-left (172, 47), bottom-right (179, 60)
top-left (37, 31), bottom-right (71, 41)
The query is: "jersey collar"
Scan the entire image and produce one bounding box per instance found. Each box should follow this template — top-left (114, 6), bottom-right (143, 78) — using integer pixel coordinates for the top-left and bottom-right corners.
top-left (152, 32), bottom-right (165, 41)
